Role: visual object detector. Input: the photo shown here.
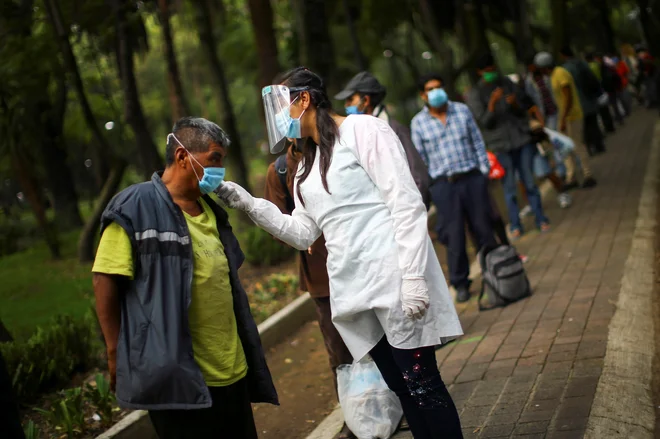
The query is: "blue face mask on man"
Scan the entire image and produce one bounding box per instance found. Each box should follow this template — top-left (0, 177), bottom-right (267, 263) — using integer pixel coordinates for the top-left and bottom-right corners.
top-left (345, 97), bottom-right (366, 115)
top-left (427, 88), bottom-right (449, 108)
top-left (275, 95), bottom-right (306, 139)
top-left (168, 133), bottom-right (225, 195)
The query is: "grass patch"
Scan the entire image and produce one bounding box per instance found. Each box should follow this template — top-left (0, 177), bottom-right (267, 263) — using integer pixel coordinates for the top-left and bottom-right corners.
top-left (0, 231), bottom-right (93, 341)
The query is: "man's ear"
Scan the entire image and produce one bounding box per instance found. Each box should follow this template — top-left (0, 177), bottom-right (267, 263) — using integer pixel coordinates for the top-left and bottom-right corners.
top-left (175, 146), bottom-right (188, 167)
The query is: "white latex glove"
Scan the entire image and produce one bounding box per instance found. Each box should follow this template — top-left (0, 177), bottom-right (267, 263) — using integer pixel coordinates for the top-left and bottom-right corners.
top-left (401, 278), bottom-right (430, 320)
top-left (215, 181), bottom-right (255, 212)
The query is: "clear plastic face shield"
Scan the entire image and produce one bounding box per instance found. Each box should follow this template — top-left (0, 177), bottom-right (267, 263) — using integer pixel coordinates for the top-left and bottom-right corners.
top-left (261, 85), bottom-right (308, 154)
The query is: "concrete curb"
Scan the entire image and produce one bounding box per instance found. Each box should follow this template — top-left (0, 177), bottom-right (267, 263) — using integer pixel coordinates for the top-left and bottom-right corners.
top-left (95, 293), bottom-right (317, 438)
top-left (585, 122), bottom-right (659, 438)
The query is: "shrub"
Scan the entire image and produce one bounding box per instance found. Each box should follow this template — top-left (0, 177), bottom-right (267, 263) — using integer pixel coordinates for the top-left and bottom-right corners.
top-left (249, 273), bottom-right (300, 323)
top-left (240, 226), bottom-right (295, 267)
top-left (0, 313), bottom-right (101, 404)
top-left (35, 387), bottom-right (86, 438)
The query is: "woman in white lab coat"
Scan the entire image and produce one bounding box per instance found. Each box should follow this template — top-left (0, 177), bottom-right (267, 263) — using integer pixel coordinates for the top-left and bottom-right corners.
top-left (218, 67), bottom-right (464, 438)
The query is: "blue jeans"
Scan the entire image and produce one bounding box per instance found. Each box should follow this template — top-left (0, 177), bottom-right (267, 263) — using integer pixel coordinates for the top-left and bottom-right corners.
top-left (497, 144), bottom-right (548, 233)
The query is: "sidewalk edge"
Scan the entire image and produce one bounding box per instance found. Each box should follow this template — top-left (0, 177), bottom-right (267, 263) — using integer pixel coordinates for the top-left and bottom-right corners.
top-left (585, 121), bottom-right (660, 438)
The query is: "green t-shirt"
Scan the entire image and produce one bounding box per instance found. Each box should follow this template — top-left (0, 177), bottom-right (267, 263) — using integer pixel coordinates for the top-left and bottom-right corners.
top-left (92, 198), bottom-right (248, 386)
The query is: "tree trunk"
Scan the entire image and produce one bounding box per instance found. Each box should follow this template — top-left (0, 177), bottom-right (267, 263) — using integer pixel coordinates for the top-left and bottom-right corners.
top-left (246, 0), bottom-right (281, 88)
top-left (342, 0), bottom-right (368, 71)
top-left (513, 0), bottom-right (535, 63)
top-left (77, 160), bottom-right (128, 263)
top-left (11, 154), bottom-right (60, 259)
top-left (551, 0), bottom-right (569, 59)
top-left (0, 320), bottom-right (12, 343)
top-left (418, 0), bottom-right (457, 96)
top-left (595, 0), bottom-right (616, 54)
top-left (114, 0), bottom-right (163, 179)
top-left (636, 0), bottom-right (660, 56)
top-left (195, 0), bottom-right (252, 193)
top-left (158, 0), bottom-right (190, 123)
top-left (36, 74), bottom-right (84, 230)
top-left (292, 0), bottom-right (336, 84)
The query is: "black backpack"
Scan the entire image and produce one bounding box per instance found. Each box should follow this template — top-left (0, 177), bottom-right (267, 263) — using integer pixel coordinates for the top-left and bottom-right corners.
top-left (477, 244), bottom-right (531, 311)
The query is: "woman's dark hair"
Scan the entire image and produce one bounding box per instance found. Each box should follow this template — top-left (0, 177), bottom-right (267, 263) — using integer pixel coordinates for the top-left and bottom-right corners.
top-left (278, 67), bottom-right (339, 205)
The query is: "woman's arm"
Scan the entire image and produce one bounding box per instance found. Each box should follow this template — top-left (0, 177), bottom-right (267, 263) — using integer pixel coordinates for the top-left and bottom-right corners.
top-left (216, 182), bottom-right (321, 250)
top-left (352, 118), bottom-right (429, 280)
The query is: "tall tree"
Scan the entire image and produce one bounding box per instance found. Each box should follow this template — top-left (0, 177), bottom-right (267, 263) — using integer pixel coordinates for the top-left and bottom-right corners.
top-left (113, 0), bottom-right (163, 178)
top-left (342, 0), bottom-right (368, 71)
top-left (551, 0), bottom-right (569, 58)
top-left (157, 0), bottom-right (190, 123)
top-left (292, 0), bottom-right (336, 84)
top-left (594, 0), bottom-right (616, 54)
top-left (247, 0), bottom-right (281, 87)
top-left (512, 0), bottom-right (535, 62)
top-left (636, 0), bottom-right (660, 56)
top-left (194, 0), bottom-right (252, 193)
top-left (36, 73), bottom-right (84, 230)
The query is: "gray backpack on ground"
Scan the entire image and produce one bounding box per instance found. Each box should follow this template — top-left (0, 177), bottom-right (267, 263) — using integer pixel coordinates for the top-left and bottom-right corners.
top-left (477, 244), bottom-right (531, 311)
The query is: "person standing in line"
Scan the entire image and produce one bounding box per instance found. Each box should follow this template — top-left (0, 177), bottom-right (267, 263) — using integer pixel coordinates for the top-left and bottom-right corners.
top-left (93, 117), bottom-right (277, 439)
top-left (559, 46), bottom-right (607, 155)
top-left (335, 71), bottom-right (430, 206)
top-left (585, 52), bottom-right (617, 132)
top-left (218, 67), bottom-right (465, 439)
top-left (263, 138), bottom-right (356, 439)
top-left (535, 52), bottom-right (598, 191)
top-left (467, 53), bottom-right (550, 240)
top-left (410, 73), bottom-right (497, 303)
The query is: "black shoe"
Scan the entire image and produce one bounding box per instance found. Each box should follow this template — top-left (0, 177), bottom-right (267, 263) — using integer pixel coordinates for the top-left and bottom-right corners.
top-left (582, 177), bottom-right (597, 188)
top-left (564, 180), bottom-right (579, 191)
top-left (456, 285), bottom-right (470, 303)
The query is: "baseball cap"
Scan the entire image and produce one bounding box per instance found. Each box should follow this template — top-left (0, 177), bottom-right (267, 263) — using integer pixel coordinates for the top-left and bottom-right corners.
top-left (534, 51), bottom-right (554, 68)
top-left (334, 71), bottom-right (386, 100)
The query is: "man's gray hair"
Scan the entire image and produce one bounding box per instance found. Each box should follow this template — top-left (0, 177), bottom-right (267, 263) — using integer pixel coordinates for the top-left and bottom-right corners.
top-left (165, 117), bottom-right (231, 165)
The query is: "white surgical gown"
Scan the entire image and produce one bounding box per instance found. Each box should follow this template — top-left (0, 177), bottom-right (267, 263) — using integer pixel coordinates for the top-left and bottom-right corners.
top-left (248, 115), bottom-right (463, 360)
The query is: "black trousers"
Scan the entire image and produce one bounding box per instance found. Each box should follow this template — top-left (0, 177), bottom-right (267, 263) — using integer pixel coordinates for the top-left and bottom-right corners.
top-left (148, 378), bottom-right (258, 439)
top-left (429, 171), bottom-right (496, 288)
top-left (370, 337), bottom-right (463, 439)
top-left (0, 351), bottom-right (24, 439)
top-left (583, 112), bottom-right (605, 153)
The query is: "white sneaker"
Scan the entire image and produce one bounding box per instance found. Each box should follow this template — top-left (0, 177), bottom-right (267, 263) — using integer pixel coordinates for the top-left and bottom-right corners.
top-left (519, 205), bottom-right (532, 218)
top-left (558, 192), bottom-right (572, 209)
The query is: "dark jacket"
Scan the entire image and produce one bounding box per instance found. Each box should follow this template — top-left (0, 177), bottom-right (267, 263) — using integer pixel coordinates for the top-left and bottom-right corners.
top-left (388, 117), bottom-right (431, 208)
top-left (467, 77), bottom-right (533, 153)
top-left (563, 59), bottom-right (602, 116)
top-left (100, 173), bottom-right (278, 410)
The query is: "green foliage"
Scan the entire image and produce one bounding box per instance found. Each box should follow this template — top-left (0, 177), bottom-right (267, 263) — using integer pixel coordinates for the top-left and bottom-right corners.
top-left (249, 273), bottom-right (300, 323)
top-left (240, 226), bottom-right (295, 267)
top-left (85, 374), bottom-right (116, 427)
top-left (0, 314), bottom-right (100, 404)
top-left (35, 387), bottom-right (86, 438)
top-left (0, 230), bottom-right (94, 340)
top-left (23, 420), bottom-right (40, 439)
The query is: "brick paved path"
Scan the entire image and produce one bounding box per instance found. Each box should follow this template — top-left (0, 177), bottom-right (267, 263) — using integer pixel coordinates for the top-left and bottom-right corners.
top-left (393, 111), bottom-right (658, 439)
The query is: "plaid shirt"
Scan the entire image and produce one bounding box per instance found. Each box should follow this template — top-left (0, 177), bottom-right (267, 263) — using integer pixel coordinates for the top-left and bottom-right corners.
top-left (411, 102), bottom-right (490, 179)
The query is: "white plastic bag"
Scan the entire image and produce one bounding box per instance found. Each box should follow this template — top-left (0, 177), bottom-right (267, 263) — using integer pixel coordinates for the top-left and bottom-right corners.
top-left (543, 127), bottom-right (575, 159)
top-left (337, 359), bottom-right (403, 439)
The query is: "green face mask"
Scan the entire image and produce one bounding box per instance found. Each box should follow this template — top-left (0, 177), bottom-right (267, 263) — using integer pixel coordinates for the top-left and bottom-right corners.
top-left (483, 71), bottom-right (499, 83)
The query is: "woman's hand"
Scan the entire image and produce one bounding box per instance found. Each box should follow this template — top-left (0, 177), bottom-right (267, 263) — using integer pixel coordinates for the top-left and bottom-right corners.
top-left (401, 278), bottom-right (430, 320)
top-left (215, 182), bottom-right (255, 212)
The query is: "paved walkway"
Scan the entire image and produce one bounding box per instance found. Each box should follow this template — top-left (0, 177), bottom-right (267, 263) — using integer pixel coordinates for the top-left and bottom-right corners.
top-left (390, 111), bottom-right (659, 439)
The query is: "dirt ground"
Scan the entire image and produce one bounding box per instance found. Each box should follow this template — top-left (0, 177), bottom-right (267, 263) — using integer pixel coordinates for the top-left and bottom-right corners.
top-left (252, 320), bottom-right (338, 439)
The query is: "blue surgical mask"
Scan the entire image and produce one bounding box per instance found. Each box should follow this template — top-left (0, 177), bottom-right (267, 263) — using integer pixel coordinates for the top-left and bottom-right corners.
top-left (345, 105), bottom-right (363, 115)
top-left (275, 96), bottom-right (306, 139)
top-left (428, 88), bottom-right (448, 108)
top-left (168, 133), bottom-right (226, 195)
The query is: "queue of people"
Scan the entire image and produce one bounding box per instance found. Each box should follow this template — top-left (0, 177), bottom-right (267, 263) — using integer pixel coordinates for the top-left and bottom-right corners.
top-left (88, 43), bottom-right (642, 438)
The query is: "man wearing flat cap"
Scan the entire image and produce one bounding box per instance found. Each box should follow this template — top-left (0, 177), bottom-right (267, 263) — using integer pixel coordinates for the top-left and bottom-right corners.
top-left (336, 71), bottom-right (430, 206)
